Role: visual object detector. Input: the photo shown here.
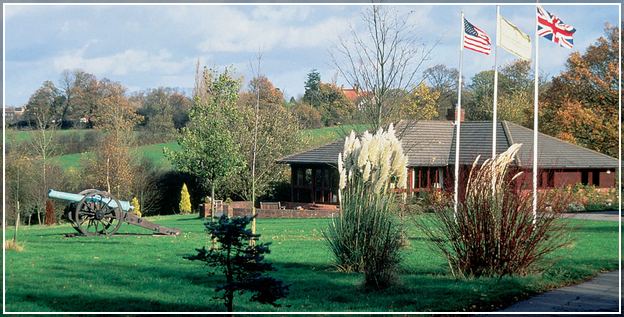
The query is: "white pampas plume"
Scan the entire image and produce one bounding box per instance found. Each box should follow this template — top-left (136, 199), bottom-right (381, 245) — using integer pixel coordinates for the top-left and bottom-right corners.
top-left (362, 161), bottom-right (372, 182)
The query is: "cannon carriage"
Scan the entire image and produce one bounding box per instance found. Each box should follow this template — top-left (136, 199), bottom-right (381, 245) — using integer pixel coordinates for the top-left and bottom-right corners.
top-left (48, 189), bottom-right (181, 236)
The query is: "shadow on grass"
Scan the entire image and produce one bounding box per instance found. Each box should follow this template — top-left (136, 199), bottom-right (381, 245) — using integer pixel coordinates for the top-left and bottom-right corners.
top-left (7, 291), bottom-right (218, 312)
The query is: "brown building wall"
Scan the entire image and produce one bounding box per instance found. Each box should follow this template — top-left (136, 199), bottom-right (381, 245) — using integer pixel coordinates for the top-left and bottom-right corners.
top-left (554, 171), bottom-right (581, 187)
top-left (599, 171), bottom-right (616, 187)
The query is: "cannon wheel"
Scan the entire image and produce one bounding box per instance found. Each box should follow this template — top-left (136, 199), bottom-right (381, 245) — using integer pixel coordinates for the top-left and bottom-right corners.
top-left (72, 189), bottom-right (123, 236)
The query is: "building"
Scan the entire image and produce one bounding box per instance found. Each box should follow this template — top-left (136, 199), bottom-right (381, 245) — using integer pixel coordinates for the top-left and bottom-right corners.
top-left (278, 119), bottom-right (618, 204)
top-left (4, 106), bottom-right (26, 123)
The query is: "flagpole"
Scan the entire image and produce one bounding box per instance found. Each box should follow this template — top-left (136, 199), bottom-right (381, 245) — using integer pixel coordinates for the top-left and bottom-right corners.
top-left (532, 5), bottom-right (540, 225)
top-left (454, 11), bottom-right (465, 218)
top-left (492, 5), bottom-right (500, 194)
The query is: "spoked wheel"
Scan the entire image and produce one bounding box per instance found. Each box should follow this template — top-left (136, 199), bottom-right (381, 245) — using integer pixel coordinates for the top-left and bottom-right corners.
top-left (72, 189), bottom-right (123, 236)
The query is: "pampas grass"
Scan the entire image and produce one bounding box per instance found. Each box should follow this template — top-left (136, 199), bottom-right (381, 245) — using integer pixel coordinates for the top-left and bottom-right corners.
top-left (417, 144), bottom-right (571, 278)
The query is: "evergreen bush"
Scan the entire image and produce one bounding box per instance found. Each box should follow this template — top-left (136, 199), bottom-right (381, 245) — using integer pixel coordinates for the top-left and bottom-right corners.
top-left (179, 183), bottom-right (192, 214)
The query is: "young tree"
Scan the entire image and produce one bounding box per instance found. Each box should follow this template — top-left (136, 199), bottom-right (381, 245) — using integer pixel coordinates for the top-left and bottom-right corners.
top-left (166, 67), bottom-right (244, 213)
top-left (231, 76), bottom-right (303, 204)
top-left (179, 183), bottom-right (192, 214)
top-left (331, 6), bottom-right (435, 129)
top-left (185, 215), bottom-right (289, 312)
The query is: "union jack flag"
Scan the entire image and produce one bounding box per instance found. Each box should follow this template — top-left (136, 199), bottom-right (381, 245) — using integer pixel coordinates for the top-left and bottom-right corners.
top-left (537, 6), bottom-right (576, 49)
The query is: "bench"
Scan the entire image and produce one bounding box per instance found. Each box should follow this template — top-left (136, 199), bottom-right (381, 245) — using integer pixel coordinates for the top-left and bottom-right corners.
top-left (260, 202), bottom-right (286, 210)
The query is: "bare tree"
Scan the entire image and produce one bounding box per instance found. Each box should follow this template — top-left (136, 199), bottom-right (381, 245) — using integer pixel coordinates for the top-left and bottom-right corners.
top-left (331, 5), bottom-right (436, 129)
top-left (25, 81), bottom-right (60, 224)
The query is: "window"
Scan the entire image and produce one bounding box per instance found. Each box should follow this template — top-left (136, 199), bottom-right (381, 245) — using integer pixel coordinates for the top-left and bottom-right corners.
top-left (581, 171), bottom-right (589, 185)
top-left (413, 168), bottom-right (420, 188)
top-left (592, 171), bottom-right (600, 187)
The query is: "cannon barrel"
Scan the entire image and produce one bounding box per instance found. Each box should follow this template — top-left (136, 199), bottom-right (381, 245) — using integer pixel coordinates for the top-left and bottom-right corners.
top-left (48, 189), bottom-right (133, 212)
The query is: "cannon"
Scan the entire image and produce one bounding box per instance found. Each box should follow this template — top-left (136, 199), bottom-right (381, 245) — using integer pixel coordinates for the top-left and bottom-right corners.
top-left (48, 189), bottom-right (181, 236)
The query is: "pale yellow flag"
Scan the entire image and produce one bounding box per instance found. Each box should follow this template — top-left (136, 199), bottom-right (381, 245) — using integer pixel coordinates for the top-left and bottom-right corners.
top-left (498, 15), bottom-right (531, 60)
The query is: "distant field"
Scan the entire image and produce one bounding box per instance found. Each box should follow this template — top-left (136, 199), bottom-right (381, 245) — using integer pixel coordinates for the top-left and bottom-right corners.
top-left (5, 129), bottom-right (91, 143)
top-left (12, 125), bottom-right (368, 171)
top-left (301, 124), bottom-right (369, 149)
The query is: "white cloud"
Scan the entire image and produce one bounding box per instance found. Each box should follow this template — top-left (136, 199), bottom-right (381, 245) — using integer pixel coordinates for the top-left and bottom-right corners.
top-left (52, 45), bottom-right (194, 77)
top-left (195, 7), bottom-right (351, 53)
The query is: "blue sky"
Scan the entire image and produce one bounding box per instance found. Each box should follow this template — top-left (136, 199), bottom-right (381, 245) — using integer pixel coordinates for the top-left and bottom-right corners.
top-left (4, 3), bottom-right (619, 106)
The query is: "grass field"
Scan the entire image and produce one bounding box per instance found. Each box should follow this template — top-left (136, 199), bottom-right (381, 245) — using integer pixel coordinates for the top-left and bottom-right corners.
top-left (4, 215), bottom-right (618, 312)
top-left (30, 124), bottom-right (369, 170)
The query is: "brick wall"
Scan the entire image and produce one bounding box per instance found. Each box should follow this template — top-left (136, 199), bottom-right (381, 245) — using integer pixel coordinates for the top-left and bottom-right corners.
top-left (231, 208), bottom-right (336, 219)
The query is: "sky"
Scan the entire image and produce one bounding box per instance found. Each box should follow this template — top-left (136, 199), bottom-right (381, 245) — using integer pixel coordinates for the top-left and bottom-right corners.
top-left (3, 3), bottom-right (620, 106)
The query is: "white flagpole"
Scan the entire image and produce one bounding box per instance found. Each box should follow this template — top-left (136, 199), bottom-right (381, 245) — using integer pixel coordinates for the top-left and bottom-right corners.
top-left (532, 5), bottom-right (540, 225)
top-left (454, 11), bottom-right (465, 217)
top-left (492, 5), bottom-right (500, 194)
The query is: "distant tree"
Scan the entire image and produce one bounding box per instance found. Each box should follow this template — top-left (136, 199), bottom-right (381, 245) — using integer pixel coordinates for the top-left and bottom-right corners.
top-left (541, 25), bottom-right (619, 157)
top-left (317, 83), bottom-right (355, 126)
top-left (179, 183), bottom-right (192, 214)
top-left (136, 87), bottom-right (177, 141)
top-left (185, 215), bottom-right (289, 312)
top-left (303, 69), bottom-right (322, 107)
top-left (424, 64), bottom-right (459, 119)
top-left (83, 80), bottom-right (142, 199)
top-left (71, 70), bottom-right (100, 128)
top-left (464, 60), bottom-right (536, 127)
top-left (399, 83), bottom-right (440, 121)
top-left (24, 81), bottom-right (62, 224)
top-left (166, 67), bottom-right (244, 210)
top-left (291, 102), bottom-right (322, 129)
top-left (331, 6), bottom-right (435, 129)
top-left (232, 76), bottom-right (304, 202)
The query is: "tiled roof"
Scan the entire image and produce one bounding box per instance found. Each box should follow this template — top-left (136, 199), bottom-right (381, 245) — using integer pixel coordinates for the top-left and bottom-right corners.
top-left (278, 120), bottom-right (618, 169)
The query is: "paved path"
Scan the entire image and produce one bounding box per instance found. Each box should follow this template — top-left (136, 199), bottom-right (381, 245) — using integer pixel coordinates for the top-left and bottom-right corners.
top-left (561, 210), bottom-right (621, 222)
top-left (499, 270), bottom-right (620, 313)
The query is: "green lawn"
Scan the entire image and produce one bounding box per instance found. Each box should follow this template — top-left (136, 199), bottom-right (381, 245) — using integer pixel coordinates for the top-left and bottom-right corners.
top-left (4, 215), bottom-right (618, 312)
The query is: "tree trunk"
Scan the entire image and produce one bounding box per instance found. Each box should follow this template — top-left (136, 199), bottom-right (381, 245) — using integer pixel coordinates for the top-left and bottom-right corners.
top-left (13, 201), bottom-right (20, 243)
top-left (211, 181), bottom-right (216, 222)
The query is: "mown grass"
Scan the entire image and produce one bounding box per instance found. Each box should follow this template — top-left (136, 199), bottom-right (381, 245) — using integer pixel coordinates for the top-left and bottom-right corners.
top-left (4, 215), bottom-right (618, 312)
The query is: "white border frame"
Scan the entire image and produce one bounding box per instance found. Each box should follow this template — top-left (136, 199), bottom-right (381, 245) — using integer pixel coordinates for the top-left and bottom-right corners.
top-left (2, 1), bottom-right (621, 315)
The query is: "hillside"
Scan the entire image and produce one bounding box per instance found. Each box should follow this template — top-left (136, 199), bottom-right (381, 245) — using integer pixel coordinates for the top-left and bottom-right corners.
top-left (37, 124), bottom-right (369, 170)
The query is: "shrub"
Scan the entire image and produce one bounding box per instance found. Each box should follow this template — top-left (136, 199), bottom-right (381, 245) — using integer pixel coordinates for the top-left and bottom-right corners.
top-left (185, 215), bottom-right (288, 312)
top-left (179, 183), bottom-right (192, 214)
top-left (417, 144), bottom-right (571, 278)
top-left (131, 197), bottom-right (142, 217)
top-left (324, 125), bottom-right (407, 289)
top-left (45, 200), bottom-right (56, 225)
top-left (5, 240), bottom-right (24, 252)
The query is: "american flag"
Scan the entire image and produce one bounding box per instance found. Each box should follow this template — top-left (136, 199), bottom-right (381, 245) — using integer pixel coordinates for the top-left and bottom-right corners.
top-left (537, 6), bottom-right (576, 49)
top-left (463, 18), bottom-right (491, 55)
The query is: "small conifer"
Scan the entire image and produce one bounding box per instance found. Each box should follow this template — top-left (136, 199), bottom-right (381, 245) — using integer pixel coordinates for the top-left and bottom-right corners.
top-left (179, 183), bottom-right (192, 214)
top-left (131, 197), bottom-right (141, 217)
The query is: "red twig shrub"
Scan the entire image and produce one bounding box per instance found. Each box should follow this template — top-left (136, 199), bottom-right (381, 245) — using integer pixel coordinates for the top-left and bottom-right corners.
top-left (417, 144), bottom-right (572, 278)
top-left (45, 200), bottom-right (56, 225)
